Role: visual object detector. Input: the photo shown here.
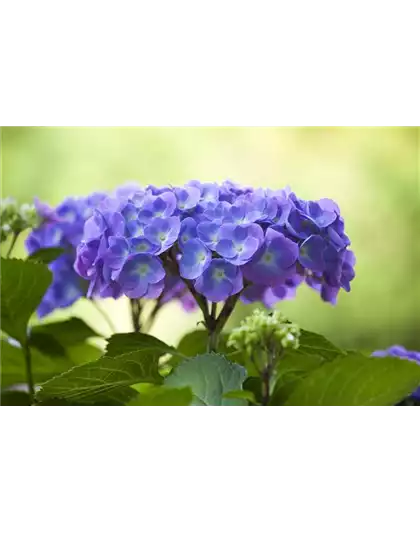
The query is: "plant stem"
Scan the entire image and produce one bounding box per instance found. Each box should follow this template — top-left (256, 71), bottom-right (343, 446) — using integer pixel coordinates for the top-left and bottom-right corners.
top-left (211, 302), bottom-right (217, 319)
top-left (207, 294), bottom-right (240, 352)
top-left (215, 293), bottom-right (240, 333)
top-left (261, 367), bottom-right (271, 406)
top-left (6, 231), bottom-right (20, 258)
top-left (259, 342), bottom-right (281, 406)
top-left (91, 299), bottom-right (116, 335)
top-left (130, 299), bottom-right (142, 332)
top-left (143, 298), bottom-right (162, 332)
top-left (23, 340), bottom-right (35, 404)
top-left (184, 278), bottom-right (211, 323)
top-left (207, 325), bottom-right (219, 352)
top-left (167, 247), bottom-right (239, 351)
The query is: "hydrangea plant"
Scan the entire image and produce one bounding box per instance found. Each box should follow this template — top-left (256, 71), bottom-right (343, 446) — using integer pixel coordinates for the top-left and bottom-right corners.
top-left (1, 181), bottom-right (419, 407)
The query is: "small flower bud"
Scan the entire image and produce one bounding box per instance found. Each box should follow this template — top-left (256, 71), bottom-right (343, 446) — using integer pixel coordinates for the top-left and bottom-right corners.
top-left (227, 309), bottom-right (301, 362)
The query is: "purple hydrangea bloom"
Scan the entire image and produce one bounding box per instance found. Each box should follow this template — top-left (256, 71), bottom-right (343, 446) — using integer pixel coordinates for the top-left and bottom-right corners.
top-left (119, 254), bottom-right (166, 299)
top-left (305, 201), bottom-right (337, 228)
top-left (194, 258), bottom-right (243, 302)
top-left (299, 235), bottom-right (326, 271)
top-left (196, 221), bottom-right (221, 251)
top-left (138, 191), bottom-right (177, 220)
top-left (37, 255), bottom-right (85, 317)
top-left (174, 186), bottom-right (201, 211)
top-left (372, 346), bottom-right (420, 400)
top-left (179, 239), bottom-right (211, 279)
top-left (26, 193), bottom-right (105, 317)
top-left (160, 275), bottom-right (197, 312)
top-left (144, 216), bottom-right (180, 253)
top-left (216, 223), bottom-right (264, 266)
top-left (242, 228), bottom-right (299, 285)
top-left (71, 179), bottom-right (354, 312)
top-left (179, 217), bottom-right (197, 249)
top-left (286, 209), bottom-right (319, 239)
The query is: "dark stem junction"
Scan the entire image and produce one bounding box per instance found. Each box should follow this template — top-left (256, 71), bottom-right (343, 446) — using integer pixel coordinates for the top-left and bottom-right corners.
top-left (130, 299), bottom-right (142, 333)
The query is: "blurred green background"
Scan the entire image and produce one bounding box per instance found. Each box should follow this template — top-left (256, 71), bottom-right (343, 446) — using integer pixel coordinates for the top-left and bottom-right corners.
top-left (1, 127), bottom-right (419, 352)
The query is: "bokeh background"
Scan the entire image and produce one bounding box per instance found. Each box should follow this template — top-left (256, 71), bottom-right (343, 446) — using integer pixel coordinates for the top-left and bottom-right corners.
top-left (1, 127), bottom-right (419, 352)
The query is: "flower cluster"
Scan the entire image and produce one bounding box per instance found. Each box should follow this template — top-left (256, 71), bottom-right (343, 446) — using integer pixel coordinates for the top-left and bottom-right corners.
top-left (372, 345), bottom-right (420, 399)
top-left (75, 180), bottom-right (355, 307)
top-left (228, 309), bottom-right (301, 359)
top-left (1, 198), bottom-right (40, 242)
top-left (26, 194), bottom-right (107, 316)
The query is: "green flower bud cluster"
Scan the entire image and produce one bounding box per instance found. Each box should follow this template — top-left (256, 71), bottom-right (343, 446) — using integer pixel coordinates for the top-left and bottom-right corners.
top-left (1, 198), bottom-right (40, 242)
top-left (227, 309), bottom-right (300, 359)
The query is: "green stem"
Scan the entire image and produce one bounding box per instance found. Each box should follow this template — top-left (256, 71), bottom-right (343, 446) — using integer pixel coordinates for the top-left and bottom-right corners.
top-left (130, 299), bottom-right (142, 332)
top-left (261, 368), bottom-right (271, 406)
top-left (143, 298), bottom-right (162, 332)
top-left (211, 302), bottom-right (217, 319)
top-left (91, 299), bottom-right (116, 334)
top-left (23, 340), bottom-right (35, 404)
top-left (167, 246), bottom-right (239, 351)
top-left (168, 248), bottom-right (211, 323)
top-left (6, 231), bottom-right (20, 258)
top-left (214, 293), bottom-right (240, 332)
top-left (207, 326), bottom-right (219, 352)
top-left (207, 294), bottom-right (240, 352)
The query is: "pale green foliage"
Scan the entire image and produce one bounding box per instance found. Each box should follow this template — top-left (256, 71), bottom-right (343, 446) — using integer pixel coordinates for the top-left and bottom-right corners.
top-left (228, 309), bottom-right (300, 359)
top-left (0, 197), bottom-right (40, 241)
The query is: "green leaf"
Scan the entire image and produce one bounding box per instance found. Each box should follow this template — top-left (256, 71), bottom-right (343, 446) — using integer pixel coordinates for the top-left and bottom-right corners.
top-left (165, 353), bottom-right (247, 406)
top-left (0, 339), bottom-right (74, 388)
top-left (36, 398), bottom-right (78, 406)
top-left (129, 386), bottom-right (193, 406)
top-left (285, 355), bottom-right (420, 406)
top-left (0, 258), bottom-right (52, 344)
top-left (36, 332), bottom-right (170, 404)
top-left (1, 390), bottom-right (32, 406)
top-left (28, 247), bottom-right (65, 264)
top-left (177, 330), bottom-right (230, 357)
top-left (292, 329), bottom-right (345, 362)
top-left (30, 317), bottom-right (100, 347)
top-left (270, 351), bottom-right (329, 405)
top-left (223, 389), bottom-right (258, 404)
top-left (28, 332), bottom-right (67, 358)
top-left (270, 330), bottom-right (347, 405)
top-left (67, 343), bottom-right (103, 365)
top-left (243, 376), bottom-right (263, 404)
top-left (106, 332), bottom-right (180, 358)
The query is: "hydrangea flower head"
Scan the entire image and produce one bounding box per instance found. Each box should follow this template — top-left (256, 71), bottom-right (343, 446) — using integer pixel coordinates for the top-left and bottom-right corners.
top-left (71, 179), bottom-right (354, 311)
top-left (26, 193), bottom-right (106, 316)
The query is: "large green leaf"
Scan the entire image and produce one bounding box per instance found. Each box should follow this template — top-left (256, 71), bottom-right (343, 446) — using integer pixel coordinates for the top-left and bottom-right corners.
top-left (28, 318), bottom-right (102, 368)
top-left (67, 343), bottom-right (103, 365)
top-left (270, 330), bottom-right (346, 405)
top-left (0, 258), bottom-right (52, 344)
top-left (223, 389), bottom-right (258, 404)
top-left (291, 329), bottom-right (344, 361)
top-left (129, 386), bottom-right (193, 406)
top-left (30, 317), bottom-right (100, 347)
top-left (28, 247), bottom-right (65, 264)
top-left (106, 332), bottom-right (180, 358)
top-left (0, 339), bottom-right (74, 388)
top-left (106, 332), bottom-right (184, 369)
top-left (36, 333), bottom-right (170, 404)
top-left (270, 351), bottom-right (330, 405)
top-left (28, 332), bottom-right (67, 358)
top-left (285, 355), bottom-right (420, 406)
top-left (165, 353), bottom-right (247, 406)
